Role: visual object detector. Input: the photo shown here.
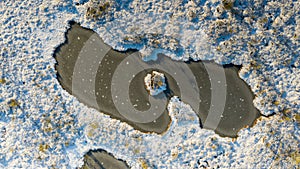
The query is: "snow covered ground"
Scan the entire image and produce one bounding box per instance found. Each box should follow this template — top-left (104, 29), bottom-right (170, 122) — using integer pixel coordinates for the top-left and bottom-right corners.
top-left (0, 0), bottom-right (299, 168)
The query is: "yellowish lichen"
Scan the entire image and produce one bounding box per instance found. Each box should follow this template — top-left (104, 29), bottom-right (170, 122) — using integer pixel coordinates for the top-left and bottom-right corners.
top-left (65, 141), bottom-right (69, 147)
top-left (43, 127), bottom-right (53, 133)
top-left (134, 148), bottom-right (140, 154)
top-left (282, 116), bottom-right (291, 121)
top-left (39, 144), bottom-right (49, 153)
top-left (283, 108), bottom-right (291, 114)
top-left (222, 0), bottom-right (234, 10)
top-left (86, 122), bottom-right (100, 138)
top-left (86, 2), bottom-right (110, 19)
top-left (154, 39), bottom-right (160, 45)
top-left (293, 34), bottom-right (298, 39)
top-left (294, 114), bottom-right (300, 123)
top-left (87, 130), bottom-right (94, 137)
top-left (291, 151), bottom-right (300, 165)
top-left (250, 61), bottom-right (262, 69)
top-left (8, 99), bottom-right (19, 107)
top-left (273, 100), bottom-right (280, 106)
top-left (139, 159), bottom-right (148, 169)
top-left (171, 152), bottom-right (178, 159)
top-left (90, 122), bottom-right (99, 129)
top-left (0, 78), bottom-right (6, 84)
top-left (157, 81), bottom-right (163, 86)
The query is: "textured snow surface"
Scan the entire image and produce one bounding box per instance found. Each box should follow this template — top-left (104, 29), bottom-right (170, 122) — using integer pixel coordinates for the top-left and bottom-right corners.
top-left (144, 71), bottom-right (167, 96)
top-left (0, 0), bottom-right (299, 168)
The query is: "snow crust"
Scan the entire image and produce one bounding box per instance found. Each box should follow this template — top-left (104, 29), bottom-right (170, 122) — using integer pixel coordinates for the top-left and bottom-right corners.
top-left (144, 71), bottom-right (167, 96)
top-left (0, 0), bottom-right (299, 168)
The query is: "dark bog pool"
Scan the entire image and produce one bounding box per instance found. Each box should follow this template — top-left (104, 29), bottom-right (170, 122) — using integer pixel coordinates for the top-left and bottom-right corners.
top-left (81, 149), bottom-right (129, 169)
top-left (54, 22), bottom-right (260, 137)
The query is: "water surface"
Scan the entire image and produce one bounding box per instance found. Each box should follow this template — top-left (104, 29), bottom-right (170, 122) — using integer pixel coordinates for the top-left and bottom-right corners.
top-left (81, 149), bottom-right (129, 169)
top-left (54, 22), bottom-right (260, 137)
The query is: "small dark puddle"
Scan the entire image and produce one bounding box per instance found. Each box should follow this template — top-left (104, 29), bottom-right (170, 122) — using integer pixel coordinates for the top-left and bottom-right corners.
top-left (81, 149), bottom-right (130, 169)
top-left (54, 22), bottom-right (261, 137)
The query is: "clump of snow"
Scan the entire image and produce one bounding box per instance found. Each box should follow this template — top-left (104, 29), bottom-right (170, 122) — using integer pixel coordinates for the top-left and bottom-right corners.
top-left (144, 71), bottom-right (167, 96)
top-left (0, 0), bottom-right (299, 169)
